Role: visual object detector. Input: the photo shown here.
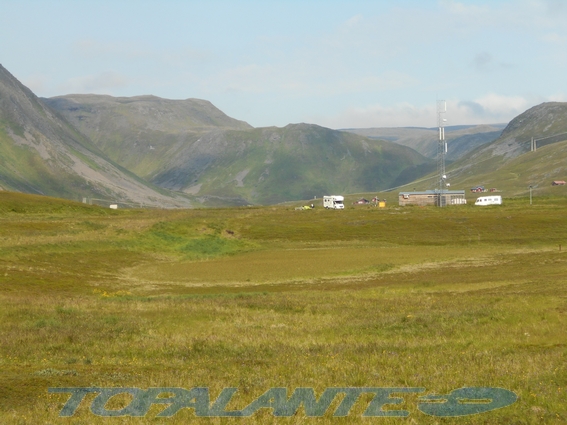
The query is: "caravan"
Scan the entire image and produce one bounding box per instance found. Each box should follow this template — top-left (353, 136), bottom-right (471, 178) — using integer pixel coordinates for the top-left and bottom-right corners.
top-left (475, 195), bottom-right (502, 206)
top-left (323, 195), bottom-right (345, 209)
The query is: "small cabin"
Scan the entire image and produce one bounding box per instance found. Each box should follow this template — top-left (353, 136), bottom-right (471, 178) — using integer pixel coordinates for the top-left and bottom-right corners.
top-left (552, 181), bottom-right (566, 186)
top-left (353, 198), bottom-right (369, 205)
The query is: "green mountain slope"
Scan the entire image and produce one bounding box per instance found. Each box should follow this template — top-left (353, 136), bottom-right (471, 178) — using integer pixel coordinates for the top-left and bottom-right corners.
top-left (47, 94), bottom-right (435, 205)
top-left (43, 94), bottom-right (252, 179)
top-left (396, 102), bottom-right (567, 199)
top-left (0, 64), bottom-right (191, 207)
top-left (446, 103), bottom-right (567, 190)
top-left (151, 123), bottom-right (435, 205)
top-left (453, 140), bottom-right (567, 197)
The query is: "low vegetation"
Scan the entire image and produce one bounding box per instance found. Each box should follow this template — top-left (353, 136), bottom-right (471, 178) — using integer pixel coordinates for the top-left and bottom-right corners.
top-left (0, 192), bottom-right (566, 424)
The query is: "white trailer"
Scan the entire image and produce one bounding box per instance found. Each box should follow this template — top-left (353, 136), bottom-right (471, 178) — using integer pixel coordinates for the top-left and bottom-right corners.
top-left (323, 195), bottom-right (345, 209)
top-left (475, 195), bottom-right (502, 206)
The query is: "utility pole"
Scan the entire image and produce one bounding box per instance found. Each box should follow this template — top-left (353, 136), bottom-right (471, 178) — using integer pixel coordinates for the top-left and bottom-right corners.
top-left (437, 100), bottom-right (447, 207)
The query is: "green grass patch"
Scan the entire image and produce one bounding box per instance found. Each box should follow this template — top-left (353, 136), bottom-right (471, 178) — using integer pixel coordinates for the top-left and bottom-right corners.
top-left (1, 193), bottom-right (566, 423)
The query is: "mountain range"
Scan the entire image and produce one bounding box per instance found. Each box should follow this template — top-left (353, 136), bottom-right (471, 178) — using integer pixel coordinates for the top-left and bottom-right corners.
top-left (43, 93), bottom-right (436, 205)
top-left (344, 124), bottom-right (506, 160)
top-left (1, 63), bottom-right (566, 206)
top-left (1, 64), bottom-right (437, 206)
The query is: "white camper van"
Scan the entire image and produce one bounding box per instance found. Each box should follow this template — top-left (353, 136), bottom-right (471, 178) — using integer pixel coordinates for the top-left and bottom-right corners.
top-left (475, 195), bottom-right (502, 206)
top-left (323, 195), bottom-right (345, 209)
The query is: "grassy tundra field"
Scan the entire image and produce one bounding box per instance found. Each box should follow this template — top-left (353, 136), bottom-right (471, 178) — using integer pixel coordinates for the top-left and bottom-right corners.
top-left (0, 191), bottom-right (566, 424)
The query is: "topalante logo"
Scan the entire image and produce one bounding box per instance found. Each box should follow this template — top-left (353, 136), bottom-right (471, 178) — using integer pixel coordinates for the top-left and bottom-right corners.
top-left (49, 386), bottom-right (518, 418)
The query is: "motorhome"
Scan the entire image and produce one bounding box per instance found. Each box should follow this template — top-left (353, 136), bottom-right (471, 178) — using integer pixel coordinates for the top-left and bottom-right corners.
top-left (475, 195), bottom-right (502, 206)
top-left (323, 195), bottom-right (345, 209)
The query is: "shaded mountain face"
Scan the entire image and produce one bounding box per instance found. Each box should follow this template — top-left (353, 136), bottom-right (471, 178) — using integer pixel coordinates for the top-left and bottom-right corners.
top-left (148, 123), bottom-right (435, 205)
top-left (43, 94), bottom-right (252, 181)
top-left (47, 95), bottom-right (435, 205)
top-left (0, 65), bottom-right (191, 207)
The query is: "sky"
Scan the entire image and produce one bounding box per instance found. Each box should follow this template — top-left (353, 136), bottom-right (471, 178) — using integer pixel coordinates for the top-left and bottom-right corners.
top-left (1, 0), bottom-right (566, 129)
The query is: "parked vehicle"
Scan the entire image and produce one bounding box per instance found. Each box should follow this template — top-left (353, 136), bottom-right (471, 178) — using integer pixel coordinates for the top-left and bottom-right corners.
top-left (323, 195), bottom-right (345, 209)
top-left (475, 195), bottom-right (502, 206)
top-left (353, 198), bottom-right (369, 205)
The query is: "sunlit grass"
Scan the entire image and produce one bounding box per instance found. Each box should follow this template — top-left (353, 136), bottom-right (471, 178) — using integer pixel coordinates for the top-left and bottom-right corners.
top-left (1, 192), bottom-right (566, 423)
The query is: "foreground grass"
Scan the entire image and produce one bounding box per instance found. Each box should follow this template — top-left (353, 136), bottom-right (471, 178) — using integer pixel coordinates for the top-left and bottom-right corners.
top-left (0, 192), bottom-right (566, 424)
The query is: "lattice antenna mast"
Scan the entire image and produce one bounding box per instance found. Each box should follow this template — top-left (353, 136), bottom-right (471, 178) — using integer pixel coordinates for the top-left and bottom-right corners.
top-left (437, 100), bottom-right (447, 206)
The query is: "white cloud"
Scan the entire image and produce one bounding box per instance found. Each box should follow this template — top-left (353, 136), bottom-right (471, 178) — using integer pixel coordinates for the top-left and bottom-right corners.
top-left (440, 0), bottom-right (491, 19)
top-left (312, 102), bottom-right (438, 129)
top-left (208, 64), bottom-right (278, 95)
top-left (472, 93), bottom-right (530, 116)
top-left (440, 0), bottom-right (567, 33)
top-left (72, 39), bottom-right (209, 64)
top-left (8, 0), bottom-right (565, 129)
top-left (330, 73), bottom-right (419, 95)
top-left (548, 93), bottom-right (567, 102)
top-left (58, 72), bottom-right (129, 94)
top-left (312, 93), bottom-right (560, 129)
top-left (442, 95), bottom-right (532, 126)
top-left (540, 32), bottom-right (567, 45)
top-left (345, 14), bottom-right (364, 29)
top-left (73, 39), bottom-right (148, 60)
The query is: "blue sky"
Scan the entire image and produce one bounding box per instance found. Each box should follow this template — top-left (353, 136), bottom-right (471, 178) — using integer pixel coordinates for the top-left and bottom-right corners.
top-left (1, 0), bottom-right (566, 128)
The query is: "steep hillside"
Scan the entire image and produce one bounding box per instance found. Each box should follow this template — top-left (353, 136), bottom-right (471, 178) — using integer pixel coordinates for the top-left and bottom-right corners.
top-left (446, 103), bottom-right (567, 186)
top-left (44, 94), bottom-right (252, 179)
top-left (0, 64), bottom-right (191, 207)
top-left (396, 102), bottom-right (567, 198)
top-left (47, 94), bottom-right (435, 205)
top-left (151, 123), bottom-right (435, 205)
top-left (345, 124), bottom-right (505, 160)
top-left (454, 140), bottom-right (567, 198)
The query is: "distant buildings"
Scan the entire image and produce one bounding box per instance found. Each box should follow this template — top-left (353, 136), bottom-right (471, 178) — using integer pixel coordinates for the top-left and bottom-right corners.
top-left (398, 190), bottom-right (467, 206)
